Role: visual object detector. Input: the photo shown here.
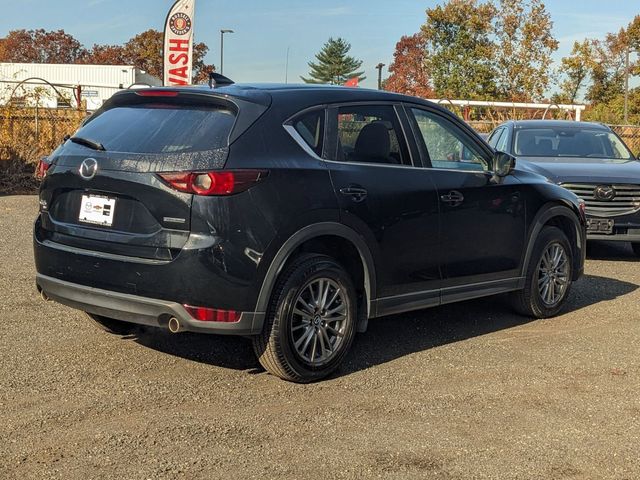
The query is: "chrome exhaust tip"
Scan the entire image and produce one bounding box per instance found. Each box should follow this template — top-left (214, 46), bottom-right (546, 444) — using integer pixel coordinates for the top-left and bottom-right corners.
top-left (168, 317), bottom-right (181, 333)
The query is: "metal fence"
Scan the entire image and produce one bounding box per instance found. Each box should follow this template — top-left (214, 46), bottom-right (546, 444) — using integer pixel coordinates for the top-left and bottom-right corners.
top-left (0, 106), bottom-right (86, 193)
top-left (1, 106), bottom-right (640, 194)
top-left (610, 125), bottom-right (640, 157)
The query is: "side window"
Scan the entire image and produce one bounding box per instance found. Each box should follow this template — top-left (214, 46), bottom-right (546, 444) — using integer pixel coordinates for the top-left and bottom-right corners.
top-left (495, 128), bottom-right (510, 152)
top-left (291, 109), bottom-right (325, 157)
top-left (487, 128), bottom-right (504, 148)
top-left (410, 108), bottom-right (488, 172)
top-left (333, 105), bottom-right (410, 165)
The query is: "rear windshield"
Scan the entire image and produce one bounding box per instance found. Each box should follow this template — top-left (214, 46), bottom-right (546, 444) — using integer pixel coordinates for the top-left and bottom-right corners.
top-left (514, 127), bottom-right (633, 160)
top-left (75, 104), bottom-right (235, 154)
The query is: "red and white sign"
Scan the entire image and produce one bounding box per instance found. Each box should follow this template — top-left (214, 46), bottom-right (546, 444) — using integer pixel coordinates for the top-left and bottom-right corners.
top-left (163, 0), bottom-right (196, 86)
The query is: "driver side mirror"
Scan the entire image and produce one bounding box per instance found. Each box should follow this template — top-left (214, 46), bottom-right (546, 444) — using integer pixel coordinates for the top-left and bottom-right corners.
top-left (492, 151), bottom-right (516, 181)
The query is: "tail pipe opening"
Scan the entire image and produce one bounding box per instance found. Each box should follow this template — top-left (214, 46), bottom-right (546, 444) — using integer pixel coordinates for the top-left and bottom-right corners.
top-left (38, 286), bottom-right (50, 302)
top-left (167, 316), bottom-right (183, 334)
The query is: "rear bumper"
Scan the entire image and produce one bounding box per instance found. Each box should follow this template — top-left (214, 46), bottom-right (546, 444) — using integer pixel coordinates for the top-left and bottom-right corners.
top-left (36, 274), bottom-right (264, 335)
top-left (33, 215), bottom-right (265, 313)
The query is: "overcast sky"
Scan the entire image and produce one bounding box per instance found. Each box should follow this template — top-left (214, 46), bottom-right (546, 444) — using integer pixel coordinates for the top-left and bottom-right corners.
top-left (0, 0), bottom-right (637, 90)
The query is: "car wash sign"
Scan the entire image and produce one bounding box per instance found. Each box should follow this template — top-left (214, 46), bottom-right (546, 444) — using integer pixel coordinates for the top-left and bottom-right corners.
top-left (163, 0), bottom-right (196, 86)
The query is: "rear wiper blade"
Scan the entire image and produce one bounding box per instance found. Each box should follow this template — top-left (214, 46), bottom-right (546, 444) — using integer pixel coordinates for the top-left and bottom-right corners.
top-left (69, 136), bottom-right (106, 151)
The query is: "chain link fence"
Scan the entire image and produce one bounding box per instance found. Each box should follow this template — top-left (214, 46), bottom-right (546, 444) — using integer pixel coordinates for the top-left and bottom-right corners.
top-left (610, 125), bottom-right (640, 157)
top-left (1, 106), bottom-right (639, 195)
top-left (0, 106), bottom-right (86, 194)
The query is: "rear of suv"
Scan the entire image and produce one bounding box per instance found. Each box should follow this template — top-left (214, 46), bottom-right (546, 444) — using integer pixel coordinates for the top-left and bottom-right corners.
top-left (35, 84), bottom-right (586, 382)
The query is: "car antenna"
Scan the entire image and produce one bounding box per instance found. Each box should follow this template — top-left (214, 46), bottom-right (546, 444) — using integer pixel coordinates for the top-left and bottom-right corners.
top-left (208, 72), bottom-right (235, 89)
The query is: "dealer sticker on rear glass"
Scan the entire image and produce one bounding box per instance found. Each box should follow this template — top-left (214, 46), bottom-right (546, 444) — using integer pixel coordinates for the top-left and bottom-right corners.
top-left (78, 194), bottom-right (116, 226)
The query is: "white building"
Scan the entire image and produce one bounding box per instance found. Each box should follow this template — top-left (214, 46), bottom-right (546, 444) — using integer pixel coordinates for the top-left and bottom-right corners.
top-left (0, 63), bottom-right (161, 110)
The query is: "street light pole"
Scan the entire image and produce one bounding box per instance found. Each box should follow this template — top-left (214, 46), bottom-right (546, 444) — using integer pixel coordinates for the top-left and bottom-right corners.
top-left (285, 46), bottom-right (290, 84)
top-left (220, 29), bottom-right (234, 76)
top-left (375, 63), bottom-right (385, 90)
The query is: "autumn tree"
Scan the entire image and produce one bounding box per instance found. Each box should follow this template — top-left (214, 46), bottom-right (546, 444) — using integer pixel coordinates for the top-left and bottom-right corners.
top-left (193, 64), bottom-right (216, 84)
top-left (302, 38), bottom-right (365, 84)
top-left (628, 15), bottom-right (640, 70)
top-left (493, 0), bottom-right (558, 101)
top-left (588, 30), bottom-right (630, 104)
top-left (85, 44), bottom-right (127, 65)
top-left (555, 33), bottom-right (630, 106)
top-left (554, 40), bottom-right (595, 104)
top-left (0, 29), bottom-right (87, 63)
top-left (0, 28), bottom-right (213, 84)
top-left (555, 15), bottom-right (640, 124)
top-left (421, 0), bottom-right (497, 99)
top-left (120, 30), bottom-right (163, 78)
top-left (385, 33), bottom-right (433, 98)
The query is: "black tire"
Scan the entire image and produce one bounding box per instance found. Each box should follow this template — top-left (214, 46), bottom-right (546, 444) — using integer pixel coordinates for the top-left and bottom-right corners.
top-left (511, 226), bottom-right (573, 318)
top-left (632, 243), bottom-right (640, 257)
top-left (85, 312), bottom-right (141, 335)
top-left (252, 254), bottom-right (357, 383)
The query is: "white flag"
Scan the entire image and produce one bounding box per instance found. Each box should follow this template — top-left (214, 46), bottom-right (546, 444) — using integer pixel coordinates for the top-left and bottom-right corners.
top-left (163, 0), bottom-right (196, 86)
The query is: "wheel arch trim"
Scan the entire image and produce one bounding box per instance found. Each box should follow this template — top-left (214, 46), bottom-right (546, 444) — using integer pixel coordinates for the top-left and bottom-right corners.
top-left (255, 222), bottom-right (377, 324)
top-left (521, 203), bottom-right (585, 280)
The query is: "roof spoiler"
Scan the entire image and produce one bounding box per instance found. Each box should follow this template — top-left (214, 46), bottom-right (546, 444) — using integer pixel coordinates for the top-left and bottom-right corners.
top-left (209, 72), bottom-right (235, 89)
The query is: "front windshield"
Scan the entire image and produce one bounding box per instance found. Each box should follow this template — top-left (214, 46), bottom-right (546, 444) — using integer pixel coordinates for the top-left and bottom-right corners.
top-left (514, 127), bottom-right (633, 160)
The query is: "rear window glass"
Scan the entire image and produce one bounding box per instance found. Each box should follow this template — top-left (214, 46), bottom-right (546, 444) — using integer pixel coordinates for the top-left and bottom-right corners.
top-left (76, 104), bottom-right (235, 154)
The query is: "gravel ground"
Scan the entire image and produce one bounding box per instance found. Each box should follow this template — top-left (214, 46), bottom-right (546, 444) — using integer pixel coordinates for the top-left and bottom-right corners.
top-left (1, 194), bottom-right (640, 480)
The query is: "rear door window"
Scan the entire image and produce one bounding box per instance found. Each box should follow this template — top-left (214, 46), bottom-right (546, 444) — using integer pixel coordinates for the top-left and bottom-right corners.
top-left (76, 104), bottom-right (236, 154)
top-left (329, 105), bottom-right (411, 166)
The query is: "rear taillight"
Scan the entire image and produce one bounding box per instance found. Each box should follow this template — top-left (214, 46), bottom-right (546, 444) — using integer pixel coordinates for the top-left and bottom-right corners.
top-left (183, 305), bottom-right (241, 323)
top-left (36, 157), bottom-right (51, 179)
top-left (158, 170), bottom-right (268, 196)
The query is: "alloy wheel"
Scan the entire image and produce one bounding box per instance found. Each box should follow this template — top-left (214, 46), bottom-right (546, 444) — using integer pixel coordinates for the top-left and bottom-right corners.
top-left (537, 242), bottom-right (569, 306)
top-left (290, 278), bottom-right (348, 366)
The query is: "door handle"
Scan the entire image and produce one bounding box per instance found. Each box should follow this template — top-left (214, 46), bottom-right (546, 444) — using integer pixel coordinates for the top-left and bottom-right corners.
top-left (440, 190), bottom-right (464, 206)
top-left (339, 186), bottom-right (368, 202)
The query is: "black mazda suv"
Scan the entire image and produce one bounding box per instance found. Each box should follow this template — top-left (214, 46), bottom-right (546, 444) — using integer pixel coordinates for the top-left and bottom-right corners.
top-left (35, 83), bottom-right (586, 382)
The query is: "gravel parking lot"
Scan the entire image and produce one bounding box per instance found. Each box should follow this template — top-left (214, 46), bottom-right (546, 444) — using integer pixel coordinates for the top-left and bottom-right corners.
top-left (1, 194), bottom-right (639, 479)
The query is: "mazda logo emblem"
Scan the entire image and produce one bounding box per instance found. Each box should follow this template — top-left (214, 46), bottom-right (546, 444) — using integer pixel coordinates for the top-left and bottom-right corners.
top-left (79, 158), bottom-right (98, 180)
top-left (593, 185), bottom-right (616, 201)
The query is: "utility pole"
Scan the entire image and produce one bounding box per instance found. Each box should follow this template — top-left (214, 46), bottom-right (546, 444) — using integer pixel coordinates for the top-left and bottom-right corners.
top-left (220, 29), bottom-right (234, 76)
top-left (376, 63), bottom-right (385, 90)
top-left (285, 46), bottom-right (290, 84)
top-left (624, 45), bottom-right (630, 124)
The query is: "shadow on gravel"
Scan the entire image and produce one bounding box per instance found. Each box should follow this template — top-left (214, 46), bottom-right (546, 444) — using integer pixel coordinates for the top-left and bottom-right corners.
top-left (587, 241), bottom-right (639, 262)
top-left (133, 330), bottom-right (259, 371)
top-left (130, 273), bottom-right (637, 379)
top-left (340, 273), bottom-right (637, 377)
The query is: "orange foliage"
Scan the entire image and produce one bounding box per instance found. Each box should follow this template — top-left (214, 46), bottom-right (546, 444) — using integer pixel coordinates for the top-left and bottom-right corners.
top-left (385, 33), bottom-right (433, 98)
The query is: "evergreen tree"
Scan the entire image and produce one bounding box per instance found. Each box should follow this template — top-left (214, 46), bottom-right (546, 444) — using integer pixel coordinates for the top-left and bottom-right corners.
top-left (302, 38), bottom-right (365, 84)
